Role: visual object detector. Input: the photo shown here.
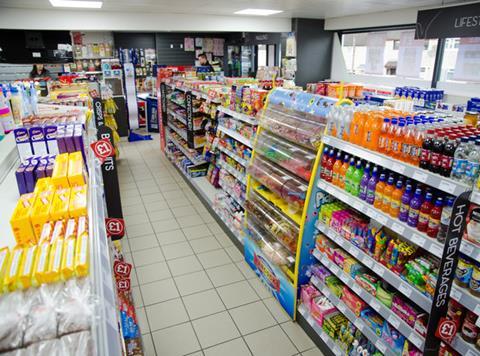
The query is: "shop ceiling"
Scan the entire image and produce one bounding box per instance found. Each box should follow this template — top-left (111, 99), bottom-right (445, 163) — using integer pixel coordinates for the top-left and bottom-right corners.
top-left (0, 0), bottom-right (470, 19)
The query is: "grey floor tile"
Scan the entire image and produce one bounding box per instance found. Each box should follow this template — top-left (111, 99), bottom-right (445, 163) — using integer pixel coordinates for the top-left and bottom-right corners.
top-left (224, 245), bottom-right (244, 262)
top-left (162, 241), bottom-right (194, 260)
top-left (244, 325), bottom-right (297, 356)
top-left (136, 307), bottom-right (150, 334)
top-left (156, 229), bottom-right (187, 246)
top-left (141, 333), bottom-right (157, 356)
top-left (192, 312), bottom-right (240, 349)
top-left (182, 225), bottom-right (213, 240)
top-left (216, 280), bottom-right (259, 309)
top-left (189, 236), bottom-right (222, 254)
top-left (127, 222), bottom-right (155, 238)
top-left (146, 298), bottom-right (189, 331)
top-left (301, 348), bottom-right (325, 356)
top-left (280, 321), bottom-right (315, 352)
top-left (152, 218), bottom-right (180, 233)
top-left (229, 301), bottom-right (277, 335)
top-left (148, 209), bottom-right (175, 223)
top-left (136, 262), bottom-right (172, 285)
top-left (236, 261), bottom-right (257, 280)
top-left (197, 249), bottom-right (232, 269)
top-left (206, 263), bottom-right (245, 287)
top-left (141, 278), bottom-right (180, 305)
top-left (132, 285), bottom-right (144, 308)
top-left (132, 247), bottom-right (165, 266)
top-left (249, 278), bottom-right (273, 299)
top-left (174, 270), bottom-right (214, 296)
top-left (177, 214), bottom-right (205, 228)
top-left (263, 298), bottom-right (291, 323)
top-left (167, 255), bottom-right (203, 277)
top-left (129, 235), bottom-right (160, 252)
top-left (152, 322), bottom-right (201, 356)
top-left (203, 338), bottom-right (252, 356)
top-left (183, 289), bottom-right (225, 320)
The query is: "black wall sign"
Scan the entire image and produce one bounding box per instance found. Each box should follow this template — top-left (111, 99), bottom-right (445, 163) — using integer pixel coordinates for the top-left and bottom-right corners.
top-left (185, 91), bottom-right (194, 148)
top-left (93, 98), bottom-right (105, 128)
top-left (424, 191), bottom-right (471, 353)
top-left (97, 125), bottom-right (124, 240)
top-left (160, 83), bottom-right (168, 126)
top-left (416, 3), bottom-right (480, 39)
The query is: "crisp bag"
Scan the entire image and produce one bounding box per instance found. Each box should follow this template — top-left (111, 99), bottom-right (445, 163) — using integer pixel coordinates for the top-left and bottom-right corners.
top-left (0, 291), bottom-right (30, 352)
top-left (57, 277), bottom-right (93, 335)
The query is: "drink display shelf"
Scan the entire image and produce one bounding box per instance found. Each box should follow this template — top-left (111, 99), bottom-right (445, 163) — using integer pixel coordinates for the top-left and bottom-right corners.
top-left (315, 222), bottom-right (432, 312)
top-left (317, 180), bottom-right (445, 258)
top-left (218, 106), bottom-right (258, 125)
top-left (217, 145), bottom-right (249, 167)
top-left (166, 131), bottom-right (206, 165)
top-left (322, 135), bottom-right (471, 197)
top-left (218, 160), bottom-right (247, 185)
top-left (460, 239), bottom-right (480, 262)
top-left (308, 269), bottom-right (396, 356)
top-left (312, 252), bottom-right (426, 350)
top-left (449, 334), bottom-right (480, 356)
top-left (217, 125), bottom-right (253, 148)
top-left (450, 284), bottom-right (480, 318)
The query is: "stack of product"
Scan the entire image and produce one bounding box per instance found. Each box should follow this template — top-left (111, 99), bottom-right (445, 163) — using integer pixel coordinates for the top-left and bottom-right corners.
top-left (306, 81), bottom-right (364, 99)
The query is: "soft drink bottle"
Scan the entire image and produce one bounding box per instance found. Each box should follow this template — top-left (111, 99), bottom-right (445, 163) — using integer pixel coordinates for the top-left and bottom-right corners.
top-left (440, 135), bottom-right (457, 177)
top-left (351, 160), bottom-right (365, 197)
top-left (369, 112), bottom-right (383, 151)
top-left (366, 166), bottom-right (379, 204)
top-left (417, 192), bottom-right (433, 232)
top-left (325, 149), bottom-right (336, 182)
top-left (359, 164), bottom-right (371, 201)
top-left (378, 118), bottom-right (390, 154)
top-left (419, 130), bottom-right (435, 169)
top-left (451, 137), bottom-right (470, 181)
top-left (398, 184), bottom-right (413, 222)
top-left (410, 123), bottom-right (424, 166)
top-left (427, 197), bottom-right (443, 238)
top-left (373, 173), bottom-right (387, 209)
top-left (338, 154), bottom-right (350, 189)
top-left (362, 111), bottom-right (376, 149)
top-left (344, 158), bottom-right (357, 193)
top-left (407, 188), bottom-right (424, 227)
top-left (332, 151), bottom-right (343, 186)
top-left (389, 179), bottom-right (404, 218)
top-left (464, 139), bottom-right (480, 185)
top-left (350, 111), bottom-right (364, 145)
top-left (401, 124), bottom-right (414, 162)
top-left (437, 196), bottom-right (455, 243)
top-left (391, 122), bottom-right (405, 159)
top-left (385, 119), bottom-right (398, 156)
top-left (430, 134), bottom-right (445, 174)
top-left (381, 176), bottom-right (395, 213)
top-left (320, 147), bottom-right (329, 180)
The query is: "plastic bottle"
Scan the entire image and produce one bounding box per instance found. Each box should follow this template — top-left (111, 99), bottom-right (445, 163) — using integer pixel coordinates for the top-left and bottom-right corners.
top-left (351, 160), bottom-right (365, 197)
top-left (9, 86), bottom-right (23, 125)
top-left (381, 176), bottom-right (396, 213)
top-left (437, 196), bottom-right (455, 243)
top-left (344, 158), bottom-right (356, 193)
top-left (368, 112), bottom-right (383, 151)
top-left (451, 137), bottom-right (470, 181)
top-left (362, 111), bottom-right (376, 149)
top-left (366, 166), bottom-right (379, 204)
top-left (427, 197), bottom-right (444, 238)
top-left (0, 92), bottom-right (15, 133)
top-left (410, 123), bottom-right (424, 166)
top-left (324, 149), bottom-right (336, 183)
top-left (417, 192), bottom-right (433, 232)
top-left (398, 184), bottom-right (413, 222)
top-left (385, 119), bottom-right (398, 156)
top-left (320, 147), bottom-right (329, 180)
top-left (373, 173), bottom-right (387, 209)
top-left (331, 151), bottom-right (343, 186)
top-left (420, 130), bottom-right (435, 170)
top-left (440, 135), bottom-right (457, 177)
top-left (401, 124), bottom-right (414, 162)
top-left (350, 111), bottom-right (364, 145)
top-left (407, 188), bottom-right (424, 227)
top-left (378, 118), bottom-right (390, 154)
top-left (464, 140), bottom-right (480, 185)
top-left (338, 154), bottom-right (350, 189)
top-left (359, 164), bottom-right (371, 201)
top-left (389, 180), bottom-right (404, 218)
top-left (391, 122), bottom-right (405, 159)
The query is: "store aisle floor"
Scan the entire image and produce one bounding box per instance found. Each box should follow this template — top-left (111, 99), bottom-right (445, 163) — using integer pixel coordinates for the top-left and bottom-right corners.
top-left (117, 135), bottom-right (324, 356)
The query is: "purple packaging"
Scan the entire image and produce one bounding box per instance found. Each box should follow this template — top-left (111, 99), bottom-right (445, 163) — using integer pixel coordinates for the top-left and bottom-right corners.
top-left (35, 164), bottom-right (46, 180)
top-left (44, 125), bottom-right (59, 155)
top-left (29, 126), bottom-right (48, 156)
top-left (65, 124), bottom-right (75, 153)
top-left (73, 124), bottom-right (84, 153)
top-left (311, 264), bottom-right (332, 283)
top-left (46, 162), bottom-right (55, 177)
top-left (15, 163), bottom-right (28, 195)
top-left (14, 128), bottom-right (33, 161)
top-left (24, 161), bottom-right (38, 193)
top-left (57, 125), bottom-right (66, 153)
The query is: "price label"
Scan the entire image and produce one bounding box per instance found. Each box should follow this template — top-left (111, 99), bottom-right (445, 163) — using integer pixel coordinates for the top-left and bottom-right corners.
top-left (411, 234), bottom-right (425, 247)
top-left (466, 350), bottom-right (476, 356)
top-left (430, 243), bottom-right (444, 258)
top-left (352, 284), bottom-right (362, 295)
top-left (371, 300), bottom-right (381, 311)
top-left (307, 315), bottom-right (314, 325)
top-left (367, 208), bottom-right (377, 218)
top-left (391, 222), bottom-right (405, 235)
top-left (399, 282), bottom-right (413, 297)
top-left (350, 248), bottom-right (359, 258)
top-left (355, 320), bottom-right (365, 332)
top-left (323, 136), bottom-right (331, 144)
top-left (413, 170), bottom-right (428, 183)
top-left (340, 273), bottom-right (348, 283)
top-left (333, 346), bottom-right (342, 355)
top-left (392, 162), bottom-right (406, 174)
top-left (363, 259), bottom-right (374, 269)
top-left (473, 304), bottom-right (480, 316)
top-left (409, 333), bottom-right (423, 348)
top-left (439, 179), bottom-right (456, 194)
top-left (462, 242), bottom-right (475, 256)
top-left (376, 214), bottom-right (388, 225)
top-left (375, 340), bottom-right (387, 354)
top-left (353, 201), bottom-right (364, 211)
top-left (330, 264), bottom-right (340, 275)
top-left (337, 303), bottom-right (346, 313)
top-left (373, 264), bottom-right (385, 277)
top-left (450, 287), bottom-right (462, 302)
top-left (324, 288), bottom-right (331, 298)
top-left (388, 314), bottom-right (401, 328)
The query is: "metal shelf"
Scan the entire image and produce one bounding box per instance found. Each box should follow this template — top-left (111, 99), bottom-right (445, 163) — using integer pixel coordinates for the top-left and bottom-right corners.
top-left (167, 121), bottom-right (188, 141)
top-left (450, 284), bottom-right (480, 318)
top-left (217, 145), bottom-right (249, 167)
top-left (317, 179), bottom-right (444, 258)
top-left (218, 160), bottom-right (247, 185)
top-left (168, 110), bottom-right (204, 131)
top-left (315, 222), bottom-right (432, 312)
top-left (322, 135), bottom-right (471, 197)
top-left (217, 125), bottom-right (253, 148)
top-left (166, 131), bottom-right (206, 165)
top-left (471, 191), bottom-right (480, 205)
top-left (308, 270), bottom-right (396, 356)
top-left (312, 251), bottom-right (425, 350)
top-left (218, 106), bottom-right (258, 125)
top-left (460, 239), bottom-right (480, 262)
top-left (218, 180), bottom-right (245, 208)
top-left (449, 334), bottom-right (480, 356)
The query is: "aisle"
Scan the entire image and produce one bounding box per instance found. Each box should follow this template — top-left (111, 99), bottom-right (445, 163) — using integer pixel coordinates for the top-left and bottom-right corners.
top-left (117, 135), bottom-right (324, 356)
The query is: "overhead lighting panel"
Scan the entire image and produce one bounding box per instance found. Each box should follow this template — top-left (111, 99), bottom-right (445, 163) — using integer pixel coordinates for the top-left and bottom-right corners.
top-left (49, 0), bottom-right (103, 9)
top-left (234, 8), bottom-right (283, 16)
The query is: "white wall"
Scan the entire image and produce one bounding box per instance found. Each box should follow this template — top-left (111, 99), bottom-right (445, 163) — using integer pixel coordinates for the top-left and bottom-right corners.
top-left (0, 8), bottom-right (291, 32)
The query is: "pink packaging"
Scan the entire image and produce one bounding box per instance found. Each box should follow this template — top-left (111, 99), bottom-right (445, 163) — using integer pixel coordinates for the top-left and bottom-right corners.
top-left (391, 295), bottom-right (420, 327)
top-left (311, 296), bottom-right (337, 326)
top-left (300, 284), bottom-right (320, 311)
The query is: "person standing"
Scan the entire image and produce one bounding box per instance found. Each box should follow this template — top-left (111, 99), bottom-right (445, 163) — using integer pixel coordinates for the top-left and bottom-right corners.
top-left (30, 64), bottom-right (51, 79)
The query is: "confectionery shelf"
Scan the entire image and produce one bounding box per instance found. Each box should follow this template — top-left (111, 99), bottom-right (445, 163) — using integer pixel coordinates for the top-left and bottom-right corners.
top-left (217, 125), bottom-right (253, 148)
top-left (217, 145), bottom-right (249, 167)
top-left (217, 160), bottom-right (247, 185)
top-left (165, 131), bottom-right (206, 165)
top-left (218, 106), bottom-right (258, 125)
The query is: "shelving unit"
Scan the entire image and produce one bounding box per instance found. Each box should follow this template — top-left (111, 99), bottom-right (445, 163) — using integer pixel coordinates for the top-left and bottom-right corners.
top-left (166, 132), bottom-right (206, 165)
top-left (449, 334), bottom-right (480, 355)
top-left (217, 160), bottom-right (247, 184)
top-left (217, 125), bottom-right (253, 148)
top-left (217, 145), bottom-right (249, 166)
top-left (218, 106), bottom-right (258, 125)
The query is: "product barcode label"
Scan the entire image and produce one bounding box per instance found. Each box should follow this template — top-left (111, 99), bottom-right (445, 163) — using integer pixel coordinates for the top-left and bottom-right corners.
top-left (462, 242), bottom-right (475, 255)
top-left (450, 287), bottom-right (462, 301)
top-left (323, 136), bottom-right (331, 144)
top-left (430, 243), bottom-right (444, 258)
top-left (352, 284), bottom-right (362, 295)
top-left (439, 180), bottom-right (456, 194)
top-left (391, 222), bottom-right (405, 235)
top-left (413, 171), bottom-right (428, 183)
top-left (388, 315), bottom-right (401, 328)
top-left (370, 300), bottom-right (381, 311)
top-left (350, 248), bottom-right (359, 258)
top-left (353, 201), bottom-right (364, 211)
top-left (372, 264), bottom-right (385, 277)
top-left (392, 162), bottom-right (406, 174)
top-left (367, 208), bottom-right (377, 218)
top-left (330, 264), bottom-right (340, 274)
top-left (337, 303), bottom-right (346, 313)
top-left (375, 341), bottom-right (387, 354)
top-left (399, 282), bottom-right (413, 297)
top-left (363, 258), bottom-right (374, 269)
top-left (411, 234), bottom-right (425, 247)
top-left (355, 319), bottom-right (365, 331)
top-left (409, 333), bottom-right (423, 348)
top-left (376, 214), bottom-right (388, 225)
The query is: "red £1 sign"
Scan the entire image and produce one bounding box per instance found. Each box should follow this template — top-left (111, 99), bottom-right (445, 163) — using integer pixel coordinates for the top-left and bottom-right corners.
top-left (117, 278), bottom-right (131, 292)
top-left (105, 218), bottom-right (125, 237)
top-left (113, 259), bottom-right (132, 279)
top-left (435, 318), bottom-right (457, 344)
top-left (90, 138), bottom-right (114, 164)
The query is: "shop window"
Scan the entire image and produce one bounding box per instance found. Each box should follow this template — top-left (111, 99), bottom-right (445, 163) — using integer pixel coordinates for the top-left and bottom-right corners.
top-left (257, 44), bottom-right (267, 68)
top-left (440, 37), bottom-right (480, 83)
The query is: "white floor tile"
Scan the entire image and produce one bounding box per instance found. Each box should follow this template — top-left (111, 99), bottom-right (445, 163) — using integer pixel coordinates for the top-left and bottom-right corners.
top-left (192, 312), bottom-right (240, 349)
top-left (177, 214), bottom-right (205, 228)
top-left (136, 262), bottom-right (172, 285)
top-left (301, 348), bottom-right (325, 356)
top-left (263, 298), bottom-right (291, 324)
top-left (126, 222), bottom-right (155, 238)
top-left (122, 195), bottom-right (143, 207)
top-left (140, 278), bottom-right (179, 305)
top-left (167, 198), bottom-right (192, 208)
top-left (140, 185), bottom-right (161, 195)
top-left (244, 326), bottom-right (297, 356)
top-left (156, 229), bottom-right (187, 245)
top-left (249, 278), bottom-right (273, 299)
top-left (142, 192), bottom-right (166, 203)
top-left (152, 322), bottom-right (201, 356)
top-left (132, 247), bottom-right (165, 266)
top-left (174, 270), bottom-right (214, 296)
top-left (148, 209), bottom-right (175, 222)
top-left (236, 262), bottom-right (257, 280)
top-left (122, 188), bottom-right (140, 198)
top-left (171, 205), bottom-right (198, 218)
top-left (216, 280), bottom-right (259, 309)
top-left (136, 307), bottom-right (150, 334)
top-left (147, 200), bottom-right (171, 212)
top-left (203, 338), bottom-right (252, 356)
top-left (162, 241), bottom-right (195, 260)
top-left (129, 235), bottom-right (159, 252)
top-left (206, 263), bottom-right (245, 288)
top-left (189, 236), bottom-right (222, 254)
top-left (182, 225), bottom-right (213, 240)
top-left (132, 285), bottom-right (144, 308)
top-left (197, 249), bottom-right (232, 269)
top-left (141, 333), bottom-right (157, 356)
top-left (146, 298), bottom-right (189, 331)
top-left (207, 223), bottom-right (224, 235)
top-left (224, 245), bottom-right (244, 262)
top-left (214, 233), bottom-right (234, 248)
top-left (167, 255), bottom-right (203, 277)
top-left (183, 289), bottom-right (225, 320)
top-left (229, 301), bottom-right (277, 335)
top-left (123, 203), bottom-right (147, 216)
top-left (280, 321), bottom-right (315, 352)
top-left (152, 218), bottom-right (180, 233)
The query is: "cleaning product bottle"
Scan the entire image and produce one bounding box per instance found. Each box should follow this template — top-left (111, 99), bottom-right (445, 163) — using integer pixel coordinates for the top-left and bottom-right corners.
top-left (324, 149), bottom-right (336, 183)
top-left (332, 151), bottom-right (343, 186)
top-left (344, 158), bottom-right (356, 193)
top-left (437, 196), bottom-right (455, 243)
top-left (381, 176), bottom-right (395, 213)
top-left (351, 160), bottom-right (365, 197)
top-left (417, 192), bottom-right (433, 232)
top-left (320, 147), bottom-right (329, 180)
top-left (359, 163), bottom-right (371, 201)
top-left (398, 184), bottom-right (413, 222)
top-left (338, 154), bottom-right (350, 189)
top-left (389, 179), bottom-right (404, 218)
top-left (407, 188), bottom-right (424, 227)
top-left (366, 167), bottom-right (379, 204)
top-left (374, 173), bottom-right (387, 209)
top-left (427, 197), bottom-right (444, 238)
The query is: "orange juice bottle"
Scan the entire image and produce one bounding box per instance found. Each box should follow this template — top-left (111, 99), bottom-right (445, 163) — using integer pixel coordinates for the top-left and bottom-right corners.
top-left (401, 123), bottom-right (414, 162)
top-left (350, 111), bottom-right (364, 145)
top-left (361, 111), bottom-right (375, 148)
top-left (410, 123), bottom-right (424, 166)
top-left (331, 151), bottom-right (343, 186)
top-left (389, 179), bottom-right (404, 218)
top-left (369, 113), bottom-right (383, 151)
top-left (385, 119), bottom-right (397, 156)
top-left (378, 118), bottom-right (390, 154)
top-left (338, 154), bottom-right (350, 189)
top-left (374, 173), bottom-right (386, 210)
top-left (381, 176), bottom-right (395, 213)
top-left (391, 122), bottom-right (406, 159)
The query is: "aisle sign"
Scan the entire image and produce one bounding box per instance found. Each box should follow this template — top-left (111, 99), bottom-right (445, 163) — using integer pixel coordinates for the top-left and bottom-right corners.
top-left (93, 98), bottom-right (104, 127)
top-left (185, 91), bottom-right (195, 148)
top-left (106, 218), bottom-right (125, 237)
top-left (90, 138), bottom-right (114, 164)
top-left (365, 32), bottom-right (386, 75)
top-left (397, 31), bottom-right (425, 78)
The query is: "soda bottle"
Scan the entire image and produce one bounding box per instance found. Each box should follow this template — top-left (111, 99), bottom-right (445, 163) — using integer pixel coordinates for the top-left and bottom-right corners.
top-left (332, 151), bottom-right (343, 186)
top-left (378, 118), bottom-right (390, 154)
top-left (417, 192), bottom-right (433, 232)
top-left (464, 139), bottom-right (480, 185)
top-left (440, 135), bottom-right (457, 177)
top-left (430, 133), bottom-right (445, 174)
top-left (451, 137), bottom-right (470, 181)
top-left (351, 160), bottom-right (365, 197)
top-left (437, 196), bottom-right (455, 243)
top-left (391, 122), bottom-right (405, 159)
top-left (344, 158), bottom-right (356, 193)
top-left (419, 130), bottom-right (435, 169)
top-left (385, 119), bottom-right (398, 156)
top-left (410, 123), bottom-right (424, 166)
top-left (350, 111), bottom-right (365, 145)
top-left (407, 188), bottom-right (424, 227)
top-left (398, 184), bottom-right (413, 222)
top-left (324, 149), bottom-right (336, 182)
top-left (381, 176), bottom-right (396, 213)
top-left (427, 197), bottom-right (444, 238)
top-left (366, 166), bottom-right (379, 204)
top-left (369, 112), bottom-right (383, 151)
top-left (389, 179), bottom-right (404, 218)
top-left (338, 154), bottom-right (350, 189)
top-left (401, 124), bottom-right (414, 163)
top-left (320, 147), bottom-right (329, 180)
top-left (362, 111), bottom-right (376, 149)
top-left (373, 173), bottom-right (387, 209)
top-left (359, 163), bottom-right (371, 201)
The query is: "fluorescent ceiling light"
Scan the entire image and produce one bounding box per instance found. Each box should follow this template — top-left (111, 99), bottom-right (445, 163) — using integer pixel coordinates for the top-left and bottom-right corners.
top-left (234, 8), bottom-right (283, 16)
top-left (49, 0), bottom-right (103, 8)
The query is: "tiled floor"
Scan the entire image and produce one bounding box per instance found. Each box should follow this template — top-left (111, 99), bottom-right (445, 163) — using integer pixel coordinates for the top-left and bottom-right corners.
top-left (118, 136), bottom-right (324, 356)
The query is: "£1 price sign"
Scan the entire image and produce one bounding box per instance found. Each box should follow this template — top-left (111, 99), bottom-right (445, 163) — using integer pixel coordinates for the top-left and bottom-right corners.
top-left (105, 218), bottom-right (125, 237)
top-left (435, 318), bottom-right (457, 344)
top-left (90, 138), bottom-right (114, 164)
top-left (116, 278), bottom-right (131, 292)
top-left (113, 259), bottom-right (132, 279)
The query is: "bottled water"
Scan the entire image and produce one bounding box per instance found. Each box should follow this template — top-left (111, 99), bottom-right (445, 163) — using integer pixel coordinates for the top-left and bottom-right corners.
top-left (464, 139), bottom-right (480, 185)
top-left (451, 137), bottom-right (470, 181)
